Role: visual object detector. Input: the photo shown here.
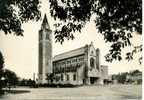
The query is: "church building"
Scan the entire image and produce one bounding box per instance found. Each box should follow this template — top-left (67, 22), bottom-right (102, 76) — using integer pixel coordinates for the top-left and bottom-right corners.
top-left (38, 14), bottom-right (108, 85)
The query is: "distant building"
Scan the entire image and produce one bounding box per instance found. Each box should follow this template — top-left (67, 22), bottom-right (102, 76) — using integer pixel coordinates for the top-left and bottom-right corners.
top-left (126, 72), bottom-right (142, 84)
top-left (38, 14), bottom-right (108, 85)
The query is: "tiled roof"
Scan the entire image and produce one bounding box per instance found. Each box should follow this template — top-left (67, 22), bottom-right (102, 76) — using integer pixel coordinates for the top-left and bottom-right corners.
top-left (53, 46), bottom-right (85, 61)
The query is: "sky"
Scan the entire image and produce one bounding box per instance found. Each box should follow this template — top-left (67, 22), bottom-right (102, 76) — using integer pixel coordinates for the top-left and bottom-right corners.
top-left (0, 0), bottom-right (142, 79)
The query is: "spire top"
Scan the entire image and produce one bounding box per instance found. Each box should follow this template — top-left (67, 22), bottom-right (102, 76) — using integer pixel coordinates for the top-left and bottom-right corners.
top-left (41, 14), bottom-right (50, 29)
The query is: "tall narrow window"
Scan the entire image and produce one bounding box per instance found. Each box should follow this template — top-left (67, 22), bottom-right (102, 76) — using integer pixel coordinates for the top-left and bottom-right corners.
top-left (46, 34), bottom-right (49, 40)
top-left (90, 58), bottom-right (95, 68)
top-left (61, 74), bottom-right (63, 81)
top-left (73, 74), bottom-right (76, 81)
top-left (66, 74), bottom-right (69, 81)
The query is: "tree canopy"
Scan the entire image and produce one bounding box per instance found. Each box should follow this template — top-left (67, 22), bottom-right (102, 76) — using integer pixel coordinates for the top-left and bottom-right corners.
top-left (3, 69), bottom-right (18, 87)
top-left (0, 0), bottom-right (41, 36)
top-left (49, 0), bottom-right (142, 62)
top-left (0, 0), bottom-right (142, 62)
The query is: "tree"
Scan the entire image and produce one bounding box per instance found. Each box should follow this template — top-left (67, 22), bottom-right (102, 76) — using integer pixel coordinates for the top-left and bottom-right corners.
top-left (27, 79), bottom-right (36, 87)
top-left (49, 0), bottom-right (142, 62)
top-left (129, 70), bottom-right (142, 76)
top-left (46, 73), bottom-right (55, 84)
top-left (0, 0), bottom-right (41, 36)
top-left (4, 69), bottom-right (19, 88)
top-left (0, 51), bottom-right (4, 92)
top-left (0, 51), bottom-right (4, 70)
top-left (0, 0), bottom-right (142, 62)
top-left (118, 72), bottom-right (128, 84)
top-left (18, 79), bottom-right (27, 86)
top-left (112, 72), bottom-right (128, 84)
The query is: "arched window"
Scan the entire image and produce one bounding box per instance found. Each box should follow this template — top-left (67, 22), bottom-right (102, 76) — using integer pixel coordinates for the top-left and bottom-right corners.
top-left (91, 51), bottom-right (94, 54)
top-left (90, 58), bottom-right (95, 68)
top-left (46, 34), bottom-right (49, 40)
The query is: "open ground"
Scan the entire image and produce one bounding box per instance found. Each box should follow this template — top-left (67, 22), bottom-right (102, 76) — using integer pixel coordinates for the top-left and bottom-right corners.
top-left (0, 84), bottom-right (142, 100)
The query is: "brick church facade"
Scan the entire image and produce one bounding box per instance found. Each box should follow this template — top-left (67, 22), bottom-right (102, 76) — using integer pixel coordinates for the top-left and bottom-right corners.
top-left (38, 14), bottom-right (108, 85)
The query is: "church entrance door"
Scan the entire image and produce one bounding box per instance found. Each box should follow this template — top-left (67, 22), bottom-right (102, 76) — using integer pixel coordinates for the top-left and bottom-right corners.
top-left (90, 77), bottom-right (99, 84)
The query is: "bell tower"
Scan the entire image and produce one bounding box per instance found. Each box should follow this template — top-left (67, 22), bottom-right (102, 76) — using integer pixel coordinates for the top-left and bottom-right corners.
top-left (38, 14), bottom-right (52, 84)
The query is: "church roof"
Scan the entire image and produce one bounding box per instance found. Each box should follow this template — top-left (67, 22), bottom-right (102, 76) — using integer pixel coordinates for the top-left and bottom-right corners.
top-left (53, 46), bottom-right (86, 62)
top-left (41, 14), bottom-right (50, 29)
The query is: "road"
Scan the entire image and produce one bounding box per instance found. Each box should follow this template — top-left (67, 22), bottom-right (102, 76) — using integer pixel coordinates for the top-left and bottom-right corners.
top-left (0, 84), bottom-right (142, 100)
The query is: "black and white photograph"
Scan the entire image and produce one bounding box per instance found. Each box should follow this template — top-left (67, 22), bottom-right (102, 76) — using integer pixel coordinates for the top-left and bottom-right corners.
top-left (0, 0), bottom-right (142, 100)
